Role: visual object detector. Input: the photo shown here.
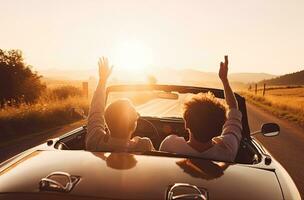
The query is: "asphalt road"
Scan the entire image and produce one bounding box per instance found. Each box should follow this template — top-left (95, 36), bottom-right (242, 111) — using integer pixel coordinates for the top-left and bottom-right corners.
top-left (1, 98), bottom-right (303, 196)
top-left (0, 120), bottom-right (86, 163)
top-left (246, 103), bottom-right (304, 197)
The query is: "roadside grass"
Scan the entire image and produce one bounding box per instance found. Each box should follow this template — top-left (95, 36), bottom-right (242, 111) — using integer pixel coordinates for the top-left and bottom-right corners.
top-left (0, 86), bottom-right (156, 148)
top-left (0, 96), bottom-right (89, 146)
top-left (239, 87), bottom-right (304, 127)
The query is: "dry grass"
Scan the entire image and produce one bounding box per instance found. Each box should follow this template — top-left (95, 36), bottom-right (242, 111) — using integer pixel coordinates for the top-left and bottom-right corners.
top-left (0, 95), bottom-right (89, 142)
top-left (0, 85), bottom-right (156, 146)
top-left (239, 87), bottom-right (304, 127)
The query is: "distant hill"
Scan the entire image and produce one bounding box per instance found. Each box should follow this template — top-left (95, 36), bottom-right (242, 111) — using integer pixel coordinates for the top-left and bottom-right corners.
top-left (155, 69), bottom-right (275, 84)
top-left (229, 73), bottom-right (277, 83)
top-left (260, 70), bottom-right (304, 85)
top-left (151, 69), bottom-right (277, 90)
top-left (40, 67), bottom-right (277, 89)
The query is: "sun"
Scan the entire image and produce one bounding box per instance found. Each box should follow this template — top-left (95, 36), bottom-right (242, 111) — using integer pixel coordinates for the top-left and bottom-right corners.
top-left (111, 40), bottom-right (153, 72)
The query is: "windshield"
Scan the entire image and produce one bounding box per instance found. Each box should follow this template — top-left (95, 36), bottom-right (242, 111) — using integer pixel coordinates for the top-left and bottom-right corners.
top-left (107, 90), bottom-right (185, 118)
top-left (107, 90), bottom-right (225, 118)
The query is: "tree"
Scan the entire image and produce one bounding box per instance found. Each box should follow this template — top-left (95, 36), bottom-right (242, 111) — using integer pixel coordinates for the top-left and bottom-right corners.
top-left (147, 75), bottom-right (157, 85)
top-left (0, 49), bottom-right (46, 106)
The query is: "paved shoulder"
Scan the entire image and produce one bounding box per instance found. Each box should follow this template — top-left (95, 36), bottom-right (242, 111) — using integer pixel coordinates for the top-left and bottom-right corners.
top-left (0, 120), bottom-right (85, 163)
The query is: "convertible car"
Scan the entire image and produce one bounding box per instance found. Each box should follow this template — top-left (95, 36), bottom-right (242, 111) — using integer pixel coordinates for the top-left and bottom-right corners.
top-left (0, 85), bottom-right (301, 200)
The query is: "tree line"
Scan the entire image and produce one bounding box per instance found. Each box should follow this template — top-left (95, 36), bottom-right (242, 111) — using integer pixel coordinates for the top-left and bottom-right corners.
top-left (0, 49), bottom-right (45, 106)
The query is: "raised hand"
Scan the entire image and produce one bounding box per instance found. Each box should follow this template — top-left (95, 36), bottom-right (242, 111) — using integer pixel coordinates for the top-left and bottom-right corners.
top-left (218, 55), bottom-right (237, 109)
top-left (219, 55), bottom-right (229, 82)
top-left (98, 57), bottom-right (113, 84)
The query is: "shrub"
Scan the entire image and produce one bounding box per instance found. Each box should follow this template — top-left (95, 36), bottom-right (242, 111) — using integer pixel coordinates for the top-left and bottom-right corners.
top-left (0, 96), bottom-right (89, 139)
top-left (0, 49), bottom-right (46, 106)
top-left (50, 86), bottom-right (83, 100)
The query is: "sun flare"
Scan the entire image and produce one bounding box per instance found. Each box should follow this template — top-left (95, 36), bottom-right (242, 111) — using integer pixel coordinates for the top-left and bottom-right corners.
top-left (111, 41), bottom-right (153, 72)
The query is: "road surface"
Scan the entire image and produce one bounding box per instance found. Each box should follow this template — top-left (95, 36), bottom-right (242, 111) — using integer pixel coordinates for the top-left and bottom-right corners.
top-left (246, 103), bottom-right (304, 197)
top-left (0, 98), bottom-right (303, 197)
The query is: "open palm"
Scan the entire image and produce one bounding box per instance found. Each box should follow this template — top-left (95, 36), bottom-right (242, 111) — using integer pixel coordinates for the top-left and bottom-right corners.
top-left (99, 57), bottom-right (113, 82)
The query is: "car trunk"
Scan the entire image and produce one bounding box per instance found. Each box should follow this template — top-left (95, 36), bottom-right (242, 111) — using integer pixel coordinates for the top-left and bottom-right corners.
top-left (0, 150), bottom-right (282, 200)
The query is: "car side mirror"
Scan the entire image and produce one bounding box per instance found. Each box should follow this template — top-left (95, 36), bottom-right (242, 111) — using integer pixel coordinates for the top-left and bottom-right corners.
top-left (261, 123), bottom-right (280, 137)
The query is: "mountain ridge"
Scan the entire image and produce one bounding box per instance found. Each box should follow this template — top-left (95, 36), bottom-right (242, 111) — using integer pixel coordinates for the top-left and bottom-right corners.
top-left (40, 68), bottom-right (277, 84)
top-left (259, 69), bottom-right (304, 85)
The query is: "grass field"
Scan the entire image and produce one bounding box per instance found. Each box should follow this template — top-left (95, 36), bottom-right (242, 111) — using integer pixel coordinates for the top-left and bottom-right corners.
top-left (0, 82), bottom-right (156, 147)
top-left (0, 96), bottom-right (89, 145)
top-left (0, 81), bottom-right (91, 148)
top-left (239, 87), bottom-right (304, 127)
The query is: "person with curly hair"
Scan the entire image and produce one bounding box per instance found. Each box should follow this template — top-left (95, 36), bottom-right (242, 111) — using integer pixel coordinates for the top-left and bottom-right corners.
top-left (160, 56), bottom-right (242, 162)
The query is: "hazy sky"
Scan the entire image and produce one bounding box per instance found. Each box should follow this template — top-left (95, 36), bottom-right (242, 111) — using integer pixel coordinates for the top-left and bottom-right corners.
top-left (1, 0), bottom-right (304, 75)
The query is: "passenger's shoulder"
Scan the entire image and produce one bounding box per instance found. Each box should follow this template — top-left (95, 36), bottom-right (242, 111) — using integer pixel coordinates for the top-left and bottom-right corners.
top-left (160, 134), bottom-right (185, 151)
top-left (165, 134), bottom-right (183, 141)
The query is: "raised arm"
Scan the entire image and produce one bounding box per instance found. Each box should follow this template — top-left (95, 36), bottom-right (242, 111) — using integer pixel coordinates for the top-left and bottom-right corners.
top-left (86, 57), bottom-right (113, 151)
top-left (219, 55), bottom-right (238, 109)
top-left (214, 55), bottom-right (242, 161)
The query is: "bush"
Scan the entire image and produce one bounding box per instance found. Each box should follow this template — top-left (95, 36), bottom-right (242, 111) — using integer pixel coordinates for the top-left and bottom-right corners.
top-left (147, 75), bottom-right (157, 85)
top-left (50, 86), bottom-right (83, 100)
top-left (0, 49), bottom-right (46, 106)
top-left (0, 96), bottom-right (89, 138)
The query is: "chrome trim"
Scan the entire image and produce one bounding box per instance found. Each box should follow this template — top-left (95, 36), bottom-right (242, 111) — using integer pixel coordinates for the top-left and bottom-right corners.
top-left (167, 183), bottom-right (208, 200)
top-left (39, 171), bottom-right (79, 193)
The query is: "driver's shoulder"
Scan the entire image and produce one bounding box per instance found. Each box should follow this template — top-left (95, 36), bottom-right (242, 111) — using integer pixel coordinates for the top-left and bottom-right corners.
top-left (135, 137), bottom-right (154, 150)
top-left (137, 137), bottom-right (152, 144)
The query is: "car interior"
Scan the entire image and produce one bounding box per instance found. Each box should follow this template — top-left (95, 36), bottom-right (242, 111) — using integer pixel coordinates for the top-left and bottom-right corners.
top-left (54, 85), bottom-right (262, 165)
top-left (54, 119), bottom-right (260, 165)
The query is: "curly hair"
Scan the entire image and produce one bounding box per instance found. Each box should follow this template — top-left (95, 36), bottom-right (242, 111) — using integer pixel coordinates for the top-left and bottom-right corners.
top-left (183, 92), bottom-right (227, 143)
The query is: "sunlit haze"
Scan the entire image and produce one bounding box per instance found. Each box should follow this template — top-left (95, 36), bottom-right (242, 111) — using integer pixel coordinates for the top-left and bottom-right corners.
top-left (1, 0), bottom-right (304, 76)
top-left (111, 40), bottom-right (153, 72)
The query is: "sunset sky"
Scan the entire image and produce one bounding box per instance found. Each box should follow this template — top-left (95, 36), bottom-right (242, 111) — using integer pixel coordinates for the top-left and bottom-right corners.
top-left (1, 0), bottom-right (304, 75)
